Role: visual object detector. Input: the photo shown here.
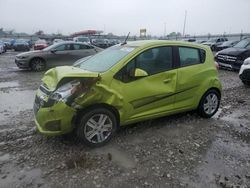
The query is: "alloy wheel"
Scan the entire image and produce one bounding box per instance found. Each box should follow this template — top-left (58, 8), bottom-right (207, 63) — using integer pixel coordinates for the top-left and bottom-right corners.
top-left (32, 59), bottom-right (45, 71)
top-left (203, 93), bottom-right (219, 115)
top-left (84, 114), bottom-right (113, 144)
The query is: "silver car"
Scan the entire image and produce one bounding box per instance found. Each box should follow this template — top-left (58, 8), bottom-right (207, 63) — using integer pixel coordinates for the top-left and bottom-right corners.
top-left (15, 41), bottom-right (102, 71)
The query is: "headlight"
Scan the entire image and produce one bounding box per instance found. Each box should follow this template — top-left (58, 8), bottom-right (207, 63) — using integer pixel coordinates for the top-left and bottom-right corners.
top-left (17, 56), bottom-right (27, 59)
top-left (50, 80), bottom-right (84, 102)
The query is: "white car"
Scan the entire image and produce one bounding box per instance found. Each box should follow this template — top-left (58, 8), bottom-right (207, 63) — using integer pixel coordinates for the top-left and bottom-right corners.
top-left (53, 39), bottom-right (64, 44)
top-left (0, 44), bottom-right (4, 54)
top-left (239, 57), bottom-right (250, 85)
top-left (73, 36), bottom-right (90, 44)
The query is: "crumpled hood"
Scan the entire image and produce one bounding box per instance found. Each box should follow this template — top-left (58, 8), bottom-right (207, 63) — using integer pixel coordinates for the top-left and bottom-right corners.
top-left (218, 47), bottom-right (247, 56)
top-left (41, 66), bottom-right (99, 90)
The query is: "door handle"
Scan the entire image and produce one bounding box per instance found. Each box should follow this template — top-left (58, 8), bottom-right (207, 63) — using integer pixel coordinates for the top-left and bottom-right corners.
top-left (163, 78), bottom-right (171, 83)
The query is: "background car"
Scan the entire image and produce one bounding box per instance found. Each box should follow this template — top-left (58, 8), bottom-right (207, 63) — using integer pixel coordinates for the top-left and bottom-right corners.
top-left (0, 43), bottom-right (5, 54)
top-left (34, 39), bottom-right (48, 50)
top-left (195, 40), bottom-right (207, 44)
top-left (215, 40), bottom-right (239, 51)
top-left (182, 38), bottom-right (196, 42)
top-left (0, 40), bottom-right (7, 53)
top-left (0, 38), bottom-right (14, 49)
top-left (215, 38), bottom-right (250, 70)
top-left (53, 39), bottom-right (64, 44)
top-left (91, 38), bottom-right (109, 48)
top-left (203, 37), bottom-right (228, 51)
top-left (13, 39), bottom-right (30, 51)
top-left (239, 57), bottom-right (250, 85)
top-left (109, 39), bottom-right (121, 46)
top-left (73, 36), bottom-right (91, 44)
top-left (15, 41), bottom-right (102, 71)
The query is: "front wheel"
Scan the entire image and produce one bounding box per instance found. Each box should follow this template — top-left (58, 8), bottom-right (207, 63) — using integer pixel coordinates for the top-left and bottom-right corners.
top-left (242, 80), bottom-right (250, 86)
top-left (76, 108), bottom-right (118, 147)
top-left (197, 89), bottom-right (220, 118)
top-left (30, 58), bottom-right (46, 71)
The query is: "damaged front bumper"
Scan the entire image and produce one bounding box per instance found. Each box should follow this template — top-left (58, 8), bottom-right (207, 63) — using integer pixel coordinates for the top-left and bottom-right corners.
top-left (34, 87), bottom-right (76, 136)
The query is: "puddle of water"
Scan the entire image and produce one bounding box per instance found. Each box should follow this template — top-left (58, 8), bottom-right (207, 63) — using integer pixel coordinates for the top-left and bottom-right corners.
top-left (0, 164), bottom-right (47, 188)
top-left (213, 108), bottom-right (222, 119)
top-left (220, 108), bottom-right (250, 131)
top-left (182, 133), bottom-right (250, 187)
top-left (0, 90), bottom-right (35, 123)
top-left (94, 147), bottom-right (136, 169)
top-left (0, 81), bottom-right (19, 89)
top-left (0, 153), bottom-right (10, 162)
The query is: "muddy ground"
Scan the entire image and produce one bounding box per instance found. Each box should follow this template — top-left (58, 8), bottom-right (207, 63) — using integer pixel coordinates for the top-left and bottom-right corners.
top-left (0, 51), bottom-right (249, 188)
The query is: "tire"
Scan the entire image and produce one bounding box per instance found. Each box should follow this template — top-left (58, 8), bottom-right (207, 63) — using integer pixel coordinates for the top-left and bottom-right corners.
top-left (76, 108), bottom-right (118, 147)
top-left (242, 80), bottom-right (250, 86)
top-left (211, 45), bottom-right (215, 51)
top-left (197, 89), bottom-right (220, 118)
top-left (30, 58), bottom-right (46, 71)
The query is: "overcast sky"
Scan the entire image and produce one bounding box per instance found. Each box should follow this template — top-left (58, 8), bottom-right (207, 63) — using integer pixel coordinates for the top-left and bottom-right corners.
top-left (0, 0), bottom-right (249, 36)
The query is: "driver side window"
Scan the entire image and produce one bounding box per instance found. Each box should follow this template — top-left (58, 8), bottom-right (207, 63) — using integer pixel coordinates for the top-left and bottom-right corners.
top-left (115, 46), bottom-right (173, 83)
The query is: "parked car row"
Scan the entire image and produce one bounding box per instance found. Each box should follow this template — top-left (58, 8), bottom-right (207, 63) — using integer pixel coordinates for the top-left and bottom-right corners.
top-left (183, 37), bottom-right (241, 52)
top-left (73, 36), bottom-right (121, 49)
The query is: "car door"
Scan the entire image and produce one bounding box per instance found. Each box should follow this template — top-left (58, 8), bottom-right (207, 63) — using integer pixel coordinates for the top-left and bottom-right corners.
top-left (71, 44), bottom-right (97, 62)
top-left (111, 46), bottom-right (177, 123)
top-left (175, 46), bottom-right (206, 110)
top-left (46, 43), bottom-right (73, 68)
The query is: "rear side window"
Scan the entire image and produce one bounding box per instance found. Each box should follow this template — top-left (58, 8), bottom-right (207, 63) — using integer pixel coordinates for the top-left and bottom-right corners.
top-left (80, 44), bottom-right (93, 49)
top-left (178, 47), bottom-right (205, 67)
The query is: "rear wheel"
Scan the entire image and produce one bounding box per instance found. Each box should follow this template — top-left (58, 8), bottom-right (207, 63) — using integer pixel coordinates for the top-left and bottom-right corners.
top-left (76, 108), bottom-right (117, 147)
top-left (242, 80), bottom-right (250, 85)
top-left (198, 89), bottom-right (220, 118)
top-left (30, 58), bottom-right (46, 71)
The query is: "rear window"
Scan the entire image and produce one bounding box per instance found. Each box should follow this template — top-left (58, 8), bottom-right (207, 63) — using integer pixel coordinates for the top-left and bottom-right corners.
top-left (178, 47), bottom-right (205, 67)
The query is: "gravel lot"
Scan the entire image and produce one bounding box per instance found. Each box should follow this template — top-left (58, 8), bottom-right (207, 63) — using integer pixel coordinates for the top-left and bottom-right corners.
top-left (0, 51), bottom-right (249, 188)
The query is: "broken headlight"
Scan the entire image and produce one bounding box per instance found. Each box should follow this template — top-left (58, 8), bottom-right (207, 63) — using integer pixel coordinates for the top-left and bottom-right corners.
top-left (50, 80), bottom-right (84, 102)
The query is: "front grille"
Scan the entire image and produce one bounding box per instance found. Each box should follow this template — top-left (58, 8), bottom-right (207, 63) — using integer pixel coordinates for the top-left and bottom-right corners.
top-left (217, 54), bottom-right (237, 62)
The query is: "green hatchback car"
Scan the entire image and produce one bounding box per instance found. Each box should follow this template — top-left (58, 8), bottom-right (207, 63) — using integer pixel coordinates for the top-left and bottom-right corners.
top-left (34, 40), bottom-right (222, 147)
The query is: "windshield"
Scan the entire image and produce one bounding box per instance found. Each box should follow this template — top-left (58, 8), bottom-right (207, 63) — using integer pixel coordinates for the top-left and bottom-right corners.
top-left (78, 38), bottom-right (90, 42)
top-left (207, 38), bottom-right (217, 42)
top-left (234, 40), bottom-right (250, 48)
top-left (79, 46), bottom-right (135, 72)
top-left (42, 43), bottom-right (59, 51)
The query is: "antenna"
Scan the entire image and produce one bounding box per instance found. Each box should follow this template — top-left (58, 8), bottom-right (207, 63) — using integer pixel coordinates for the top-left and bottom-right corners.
top-left (121, 32), bottom-right (130, 45)
top-left (182, 10), bottom-right (187, 37)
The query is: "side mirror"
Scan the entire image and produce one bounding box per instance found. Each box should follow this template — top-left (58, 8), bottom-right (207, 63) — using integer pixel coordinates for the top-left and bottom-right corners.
top-left (50, 49), bottom-right (57, 53)
top-left (133, 68), bottom-right (148, 77)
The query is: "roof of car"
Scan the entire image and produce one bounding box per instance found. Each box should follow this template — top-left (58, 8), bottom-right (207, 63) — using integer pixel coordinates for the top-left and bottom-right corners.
top-left (124, 40), bottom-right (208, 49)
top-left (55, 41), bottom-right (90, 45)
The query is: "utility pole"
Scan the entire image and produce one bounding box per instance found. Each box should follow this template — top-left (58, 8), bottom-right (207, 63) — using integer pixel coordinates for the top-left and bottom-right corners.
top-left (164, 22), bottom-right (166, 38)
top-left (182, 10), bottom-right (187, 37)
